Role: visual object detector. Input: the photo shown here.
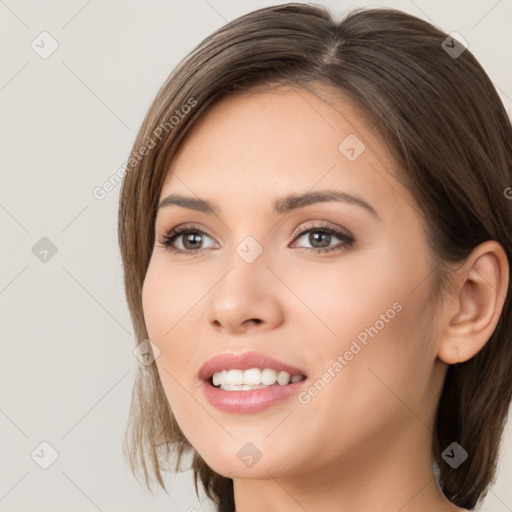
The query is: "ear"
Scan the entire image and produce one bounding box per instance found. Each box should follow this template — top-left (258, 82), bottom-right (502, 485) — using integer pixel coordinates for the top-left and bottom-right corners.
top-left (437, 240), bottom-right (509, 364)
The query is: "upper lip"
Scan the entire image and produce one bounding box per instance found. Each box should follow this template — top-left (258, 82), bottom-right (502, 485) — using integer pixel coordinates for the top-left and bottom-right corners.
top-left (198, 351), bottom-right (308, 381)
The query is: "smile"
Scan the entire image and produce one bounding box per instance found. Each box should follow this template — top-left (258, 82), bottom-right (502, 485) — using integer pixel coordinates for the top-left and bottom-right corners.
top-left (199, 351), bottom-right (308, 412)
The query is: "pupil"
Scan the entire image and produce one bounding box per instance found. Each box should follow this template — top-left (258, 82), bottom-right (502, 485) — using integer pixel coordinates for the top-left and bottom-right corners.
top-left (311, 231), bottom-right (330, 248)
top-left (184, 232), bottom-right (202, 249)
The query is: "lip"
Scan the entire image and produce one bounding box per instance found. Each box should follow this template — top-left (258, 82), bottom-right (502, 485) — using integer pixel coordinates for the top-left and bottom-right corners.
top-left (198, 351), bottom-right (308, 414)
top-left (198, 351), bottom-right (307, 381)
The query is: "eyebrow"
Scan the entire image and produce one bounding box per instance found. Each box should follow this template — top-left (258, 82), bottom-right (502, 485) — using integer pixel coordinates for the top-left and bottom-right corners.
top-left (157, 190), bottom-right (380, 219)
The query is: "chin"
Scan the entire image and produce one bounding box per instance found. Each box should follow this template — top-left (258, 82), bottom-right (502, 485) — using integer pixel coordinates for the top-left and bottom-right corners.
top-left (196, 438), bottom-right (307, 480)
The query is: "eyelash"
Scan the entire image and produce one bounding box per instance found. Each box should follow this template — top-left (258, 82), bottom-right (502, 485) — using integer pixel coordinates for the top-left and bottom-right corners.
top-left (157, 222), bottom-right (355, 257)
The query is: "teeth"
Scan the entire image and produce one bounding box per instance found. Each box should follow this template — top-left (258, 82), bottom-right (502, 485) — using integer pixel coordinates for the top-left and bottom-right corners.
top-left (220, 384), bottom-right (269, 391)
top-left (244, 368), bottom-right (262, 385)
top-left (276, 370), bottom-right (291, 386)
top-left (211, 368), bottom-right (306, 389)
top-left (226, 369), bottom-right (243, 385)
top-left (262, 368), bottom-right (278, 385)
top-left (212, 370), bottom-right (226, 386)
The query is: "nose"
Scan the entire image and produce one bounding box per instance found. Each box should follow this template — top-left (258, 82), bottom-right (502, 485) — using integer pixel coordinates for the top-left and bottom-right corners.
top-left (205, 252), bottom-right (285, 335)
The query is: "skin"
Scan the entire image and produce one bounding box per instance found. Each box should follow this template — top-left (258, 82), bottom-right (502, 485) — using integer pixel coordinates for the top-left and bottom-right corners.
top-left (141, 84), bottom-right (508, 512)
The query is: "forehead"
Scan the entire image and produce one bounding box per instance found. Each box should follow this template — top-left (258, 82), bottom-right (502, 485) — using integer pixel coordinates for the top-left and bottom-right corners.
top-left (160, 85), bottom-right (412, 223)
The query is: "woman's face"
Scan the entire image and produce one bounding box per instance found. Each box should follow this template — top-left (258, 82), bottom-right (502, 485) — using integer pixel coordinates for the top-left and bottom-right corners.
top-left (142, 85), bottom-right (447, 481)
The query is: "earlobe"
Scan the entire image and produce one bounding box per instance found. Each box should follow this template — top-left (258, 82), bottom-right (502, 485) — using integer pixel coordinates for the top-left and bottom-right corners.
top-left (437, 240), bottom-right (509, 365)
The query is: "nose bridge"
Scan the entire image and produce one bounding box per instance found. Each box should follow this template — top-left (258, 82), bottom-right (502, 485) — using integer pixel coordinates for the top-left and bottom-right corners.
top-left (205, 231), bottom-right (284, 331)
top-left (220, 232), bottom-right (270, 299)
top-left (235, 233), bottom-right (266, 266)
top-left (220, 210), bottom-right (270, 275)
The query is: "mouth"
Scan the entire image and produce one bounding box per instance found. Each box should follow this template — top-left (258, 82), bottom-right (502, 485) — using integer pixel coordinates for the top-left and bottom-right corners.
top-left (208, 368), bottom-right (306, 391)
top-left (199, 350), bottom-right (308, 388)
top-left (198, 351), bottom-right (308, 412)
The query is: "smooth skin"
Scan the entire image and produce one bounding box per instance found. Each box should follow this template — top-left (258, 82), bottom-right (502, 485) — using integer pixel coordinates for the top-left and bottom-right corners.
top-left (141, 84), bottom-right (508, 512)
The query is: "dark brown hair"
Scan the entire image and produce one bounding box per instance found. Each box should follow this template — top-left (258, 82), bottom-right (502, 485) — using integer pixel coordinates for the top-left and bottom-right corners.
top-left (118, 4), bottom-right (512, 511)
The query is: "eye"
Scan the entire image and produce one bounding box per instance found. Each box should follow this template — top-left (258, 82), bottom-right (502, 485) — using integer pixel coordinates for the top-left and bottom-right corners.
top-left (291, 223), bottom-right (355, 254)
top-left (158, 224), bottom-right (217, 256)
top-left (157, 222), bottom-right (355, 256)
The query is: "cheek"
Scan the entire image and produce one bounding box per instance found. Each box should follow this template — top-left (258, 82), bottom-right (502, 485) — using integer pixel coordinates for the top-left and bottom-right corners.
top-left (292, 290), bottom-right (435, 461)
top-left (278, 249), bottom-right (405, 350)
top-left (294, 242), bottom-right (435, 382)
top-left (141, 262), bottom-right (169, 341)
top-left (310, 262), bottom-right (436, 427)
top-left (141, 260), bottom-right (199, 390)
top-left (142, 258), bottom-right (204, 342)
top-left (141, 260), bottom-right (205, 421)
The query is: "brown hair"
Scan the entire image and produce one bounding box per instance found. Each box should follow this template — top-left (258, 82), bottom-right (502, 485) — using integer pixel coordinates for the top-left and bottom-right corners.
top-left (118, 4), bottom-right (512, 511)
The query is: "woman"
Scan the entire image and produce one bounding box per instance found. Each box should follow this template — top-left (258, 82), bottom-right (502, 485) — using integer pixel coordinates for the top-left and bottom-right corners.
top-left (118, 4), bottom-right (512, 511)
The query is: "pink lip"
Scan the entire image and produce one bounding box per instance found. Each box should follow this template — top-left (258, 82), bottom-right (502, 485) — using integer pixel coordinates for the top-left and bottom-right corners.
top-left (198, 351), bottom-right (307, 381)
top-left (198, 351), bottom-right (308, 414)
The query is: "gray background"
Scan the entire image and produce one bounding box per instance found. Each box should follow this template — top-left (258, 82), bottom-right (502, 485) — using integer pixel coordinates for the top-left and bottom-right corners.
top-left (1, 0), bottom-right (511, 511)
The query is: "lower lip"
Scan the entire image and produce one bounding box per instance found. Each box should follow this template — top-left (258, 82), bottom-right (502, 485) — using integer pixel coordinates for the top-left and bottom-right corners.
top-left (201, 378), bottom-right (307, 413)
